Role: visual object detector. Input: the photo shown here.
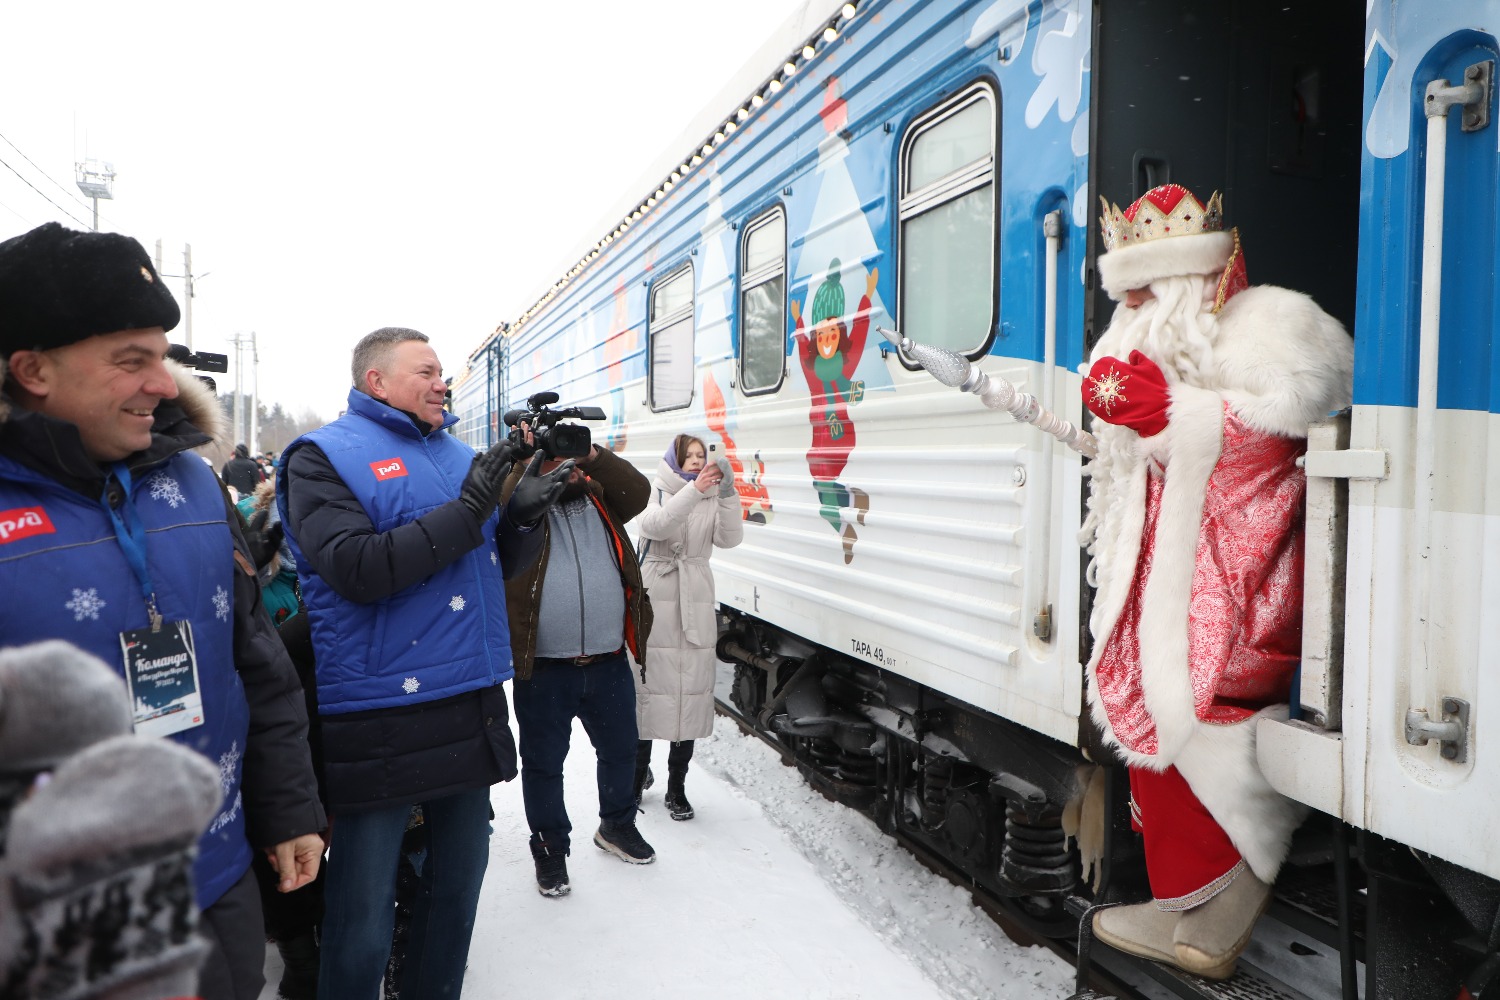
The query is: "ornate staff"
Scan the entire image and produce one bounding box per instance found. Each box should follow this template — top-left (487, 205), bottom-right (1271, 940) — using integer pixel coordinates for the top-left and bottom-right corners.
top-left (877, 326), bottom-right (1097, 459)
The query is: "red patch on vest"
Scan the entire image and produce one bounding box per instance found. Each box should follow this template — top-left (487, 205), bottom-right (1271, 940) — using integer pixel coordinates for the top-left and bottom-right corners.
top-left (0, 506), bottom-right (56, 544)
top-left (370, 458), bottom-right (408, 481)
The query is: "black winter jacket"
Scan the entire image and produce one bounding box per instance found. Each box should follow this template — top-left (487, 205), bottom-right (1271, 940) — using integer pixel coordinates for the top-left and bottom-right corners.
top-left (221, 454), bottom-right (263, 495)
top-left (281, 427), bottom-right (541, 811)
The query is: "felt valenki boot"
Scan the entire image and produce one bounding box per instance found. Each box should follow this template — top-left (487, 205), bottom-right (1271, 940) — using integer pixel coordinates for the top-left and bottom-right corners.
top-left (1172, 867), bottom-right (1273, 979)
top-left (1091, 901), bottom-right (1179, 965)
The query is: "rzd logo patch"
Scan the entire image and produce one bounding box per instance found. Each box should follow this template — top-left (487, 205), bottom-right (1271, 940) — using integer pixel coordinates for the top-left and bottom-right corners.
top-left (370, 458), bottom-right (409, 481)
top-left (0, 506), bottom-right (56, 544)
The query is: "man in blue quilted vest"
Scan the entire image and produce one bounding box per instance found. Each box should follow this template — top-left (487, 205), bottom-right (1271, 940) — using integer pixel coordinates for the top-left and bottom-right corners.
top-left (0, 222), bottom-right (327, 1000)
top-left (278, 327), bottom-right (569, 998)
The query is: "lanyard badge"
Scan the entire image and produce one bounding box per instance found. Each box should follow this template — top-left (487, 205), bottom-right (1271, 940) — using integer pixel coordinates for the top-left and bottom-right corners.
top-left (104, 464), bottom-right (205, 735)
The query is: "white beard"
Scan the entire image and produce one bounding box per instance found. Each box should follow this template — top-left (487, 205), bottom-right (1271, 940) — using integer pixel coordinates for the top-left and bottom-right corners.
top-left (1089, 274), bottom-right (1219, 384)
top-left (1079, 273), bottom-right (1219, 584)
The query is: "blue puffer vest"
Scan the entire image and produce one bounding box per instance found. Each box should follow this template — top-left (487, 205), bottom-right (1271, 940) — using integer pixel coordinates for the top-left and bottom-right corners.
top-left (277, 390), bottom-right (513, 715)
top-left (0, 452), bottom-right (252, 910)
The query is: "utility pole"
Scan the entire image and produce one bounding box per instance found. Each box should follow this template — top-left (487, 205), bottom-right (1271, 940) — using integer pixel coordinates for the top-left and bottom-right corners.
top-left (249, 332), bottom-right (260, 453)
top-left (74, 159), bottom-right (114, 231)
top-left (228, 331), bottom-right (245, 447)
top-left (226, 331), bottom-right (259, 451)
top-left (183, 244), bottom-right (193, 350)
top-left (155, 244), bottom-right (202, 351)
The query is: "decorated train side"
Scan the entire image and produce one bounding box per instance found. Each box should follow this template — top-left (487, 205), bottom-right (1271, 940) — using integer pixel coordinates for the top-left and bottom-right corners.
top-left (453, 2), bottom-right (1500, 997)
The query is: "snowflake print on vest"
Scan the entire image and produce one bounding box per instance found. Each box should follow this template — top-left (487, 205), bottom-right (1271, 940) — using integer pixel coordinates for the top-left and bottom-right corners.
top-left (145, 471), bottom-right (186, 508)
top-left (216, 740), bottom-right (241, 794)
top-left (66, 587), bottom-right (107, 621)
top-left (402, 677), bottom-right (420, 694)
top-left (208, 740), bottom-right (243, 835)
top-left (212, 585), bottom-right (230, 621)
top-left (449, 595), bottom-right (466, 612)
top-left (490, 551), bottom-right (498, 566)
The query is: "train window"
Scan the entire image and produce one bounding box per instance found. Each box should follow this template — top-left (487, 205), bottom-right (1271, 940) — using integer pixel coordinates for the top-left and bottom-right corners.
top-left (897, 84), bottom-right (997, 357)
top-left (739, 207), bottom-right (787, 394)
top-left (649, 262), bottom-right (695, 411)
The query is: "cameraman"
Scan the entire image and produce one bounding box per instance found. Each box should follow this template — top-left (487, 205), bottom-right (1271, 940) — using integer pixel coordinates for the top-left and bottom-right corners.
top-left (277, 327), bottom-right (570, 998)
top-left (500, 425), bottom-right (655, 897)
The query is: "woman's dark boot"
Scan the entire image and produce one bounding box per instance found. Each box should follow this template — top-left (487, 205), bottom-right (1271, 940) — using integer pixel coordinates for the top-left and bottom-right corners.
top-left (665, 769), bottom-right (694, 821)
top-left (633, 740), bottom-right (653, 809)
top-left (275, 930), bottom-right (320, 1000)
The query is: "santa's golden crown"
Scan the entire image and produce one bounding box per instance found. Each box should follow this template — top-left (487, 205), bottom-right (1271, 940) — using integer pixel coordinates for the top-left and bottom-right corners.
top-left (1099, 184), bottom-right (1224, 254)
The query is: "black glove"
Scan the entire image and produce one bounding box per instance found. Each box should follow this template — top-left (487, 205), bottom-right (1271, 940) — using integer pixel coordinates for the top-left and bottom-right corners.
top-left (245, 506), bottom-right (285, 571)
top-left (506, 454), bottom-right (576, 524)
top-left (458, 442), bottom-right (519, 525)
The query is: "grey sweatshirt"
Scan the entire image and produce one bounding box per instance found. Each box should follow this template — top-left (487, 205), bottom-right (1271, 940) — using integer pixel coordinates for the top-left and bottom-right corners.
top-left (534, 495), bottom-right (627, 658)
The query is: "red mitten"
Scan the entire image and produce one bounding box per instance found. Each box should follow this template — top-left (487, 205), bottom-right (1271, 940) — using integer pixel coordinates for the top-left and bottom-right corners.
top-left (1082, 350), bottom-right (1170, 436)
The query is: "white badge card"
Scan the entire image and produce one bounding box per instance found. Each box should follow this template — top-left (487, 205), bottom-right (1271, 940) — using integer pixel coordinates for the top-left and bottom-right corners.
top-left (120, 620), bottom-right (205, 737)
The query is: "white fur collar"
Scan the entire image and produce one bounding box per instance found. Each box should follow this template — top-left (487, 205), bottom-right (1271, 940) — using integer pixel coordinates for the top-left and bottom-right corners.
top-left (1203, 285), bottom-right (1353, 436)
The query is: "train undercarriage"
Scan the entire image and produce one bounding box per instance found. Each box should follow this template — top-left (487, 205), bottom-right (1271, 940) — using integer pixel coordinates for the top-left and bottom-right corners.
top-left (715, 608), bottom-right (1500, 1000)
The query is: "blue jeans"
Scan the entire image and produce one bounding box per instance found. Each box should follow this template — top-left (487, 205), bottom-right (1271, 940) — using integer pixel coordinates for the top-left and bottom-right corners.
top-left (513, 651), bottom-right (639, 852)
top-left (318, 788), bottom-right (491, 1000)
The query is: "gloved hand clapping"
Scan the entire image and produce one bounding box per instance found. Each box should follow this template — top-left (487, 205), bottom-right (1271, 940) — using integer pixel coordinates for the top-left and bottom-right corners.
top-left (458, 441), bottom-right (520, 525)
top-left (714, 456), bottom-right (737, 498)
top-left (506, 454), bottom-right (577, 524)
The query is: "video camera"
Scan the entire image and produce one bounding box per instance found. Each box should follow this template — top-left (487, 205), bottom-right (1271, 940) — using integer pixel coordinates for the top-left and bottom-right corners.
top-left (166, 345), bottom-right (229, 394)
top-left (503, 391), bottom-right (606, 460)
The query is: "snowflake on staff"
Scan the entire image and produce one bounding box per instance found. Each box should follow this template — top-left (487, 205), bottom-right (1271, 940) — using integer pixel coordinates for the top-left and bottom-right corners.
top-left (1088, 366), bottom-right (1130, 416)
top-left (213, 586), bottom-right (230, 621)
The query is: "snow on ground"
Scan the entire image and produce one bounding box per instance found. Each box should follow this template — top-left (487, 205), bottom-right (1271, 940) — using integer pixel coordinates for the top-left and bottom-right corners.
top-left (264, 715), bottom-right (1074, 1000)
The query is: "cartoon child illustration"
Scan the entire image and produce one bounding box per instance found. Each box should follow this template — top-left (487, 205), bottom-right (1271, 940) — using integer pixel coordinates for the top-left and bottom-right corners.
top-left (792, 259), bottom-right (876, 563)
top-left (703, 370), bottom-right (775, 523)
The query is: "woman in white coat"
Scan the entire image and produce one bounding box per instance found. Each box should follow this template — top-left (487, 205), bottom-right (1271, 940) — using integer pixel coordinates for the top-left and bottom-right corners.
top-left (632, 434), bottom-right (743, 820)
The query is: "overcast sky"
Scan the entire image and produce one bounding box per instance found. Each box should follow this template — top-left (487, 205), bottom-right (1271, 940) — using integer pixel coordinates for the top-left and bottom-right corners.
top-left (2, 0), bottom-right (811, 425)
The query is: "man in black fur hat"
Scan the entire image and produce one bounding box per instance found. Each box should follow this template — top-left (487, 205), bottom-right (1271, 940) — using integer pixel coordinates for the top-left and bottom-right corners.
top-left (0, 222), bottom-right (327, 1000)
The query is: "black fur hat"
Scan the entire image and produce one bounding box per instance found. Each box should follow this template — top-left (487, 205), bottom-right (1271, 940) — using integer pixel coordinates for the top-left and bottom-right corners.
top-left (0, 222), bottom-right (181, 358)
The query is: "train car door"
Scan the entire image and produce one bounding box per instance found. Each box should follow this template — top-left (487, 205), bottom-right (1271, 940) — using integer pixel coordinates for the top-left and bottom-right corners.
top-left (1338, 10), bottom-right (1500, 882)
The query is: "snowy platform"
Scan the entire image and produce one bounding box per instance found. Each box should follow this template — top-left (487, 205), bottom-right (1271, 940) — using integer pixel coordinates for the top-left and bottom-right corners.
top-left (262, 714), bottom-right (1074, 999)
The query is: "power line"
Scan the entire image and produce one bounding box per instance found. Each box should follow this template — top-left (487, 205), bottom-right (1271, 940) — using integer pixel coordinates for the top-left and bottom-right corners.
top-left (0, 131), bottom-right (100, 219)
top-left (0, 154), bottom-right (91, 229)
top-left (0, 197), bottom-right (30, 225)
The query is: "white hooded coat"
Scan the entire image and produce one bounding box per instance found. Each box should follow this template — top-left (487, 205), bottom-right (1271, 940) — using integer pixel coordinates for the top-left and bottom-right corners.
top-left (634, 457), bottom-right (744, 741)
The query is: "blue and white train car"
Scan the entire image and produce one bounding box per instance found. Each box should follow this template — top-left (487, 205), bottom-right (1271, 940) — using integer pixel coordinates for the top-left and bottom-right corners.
top-left (452, 1), bottom-right (1500, 996)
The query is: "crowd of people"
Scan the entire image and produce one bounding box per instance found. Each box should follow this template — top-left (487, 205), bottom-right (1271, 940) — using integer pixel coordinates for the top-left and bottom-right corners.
top-left (0, 178), bottom-right (1348, 998)
top-left (0, 223), bottom-right (744, 1000)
